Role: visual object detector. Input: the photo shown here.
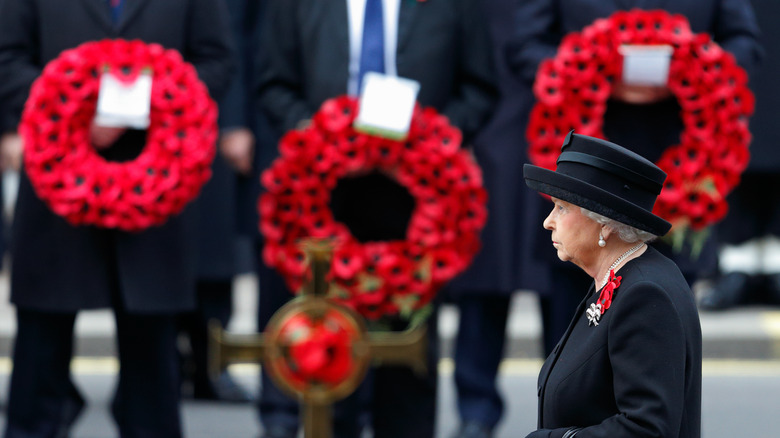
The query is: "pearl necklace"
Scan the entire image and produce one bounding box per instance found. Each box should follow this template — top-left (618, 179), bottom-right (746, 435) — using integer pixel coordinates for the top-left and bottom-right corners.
top-left (599, 242), bottom-right (645, 289)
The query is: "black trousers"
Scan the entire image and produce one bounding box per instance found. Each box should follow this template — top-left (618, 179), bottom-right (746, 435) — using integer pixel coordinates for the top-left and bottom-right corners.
top-left (453, 294), bottom-right (510, 430)
top-left (4, 308), bottom-right (182, 438)
top-left (178, 280), bottom-right (233, 392)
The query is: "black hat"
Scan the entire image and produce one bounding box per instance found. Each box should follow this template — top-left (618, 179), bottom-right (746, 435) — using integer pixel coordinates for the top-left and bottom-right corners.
top-left (524, 132), bottom-right (672, 236)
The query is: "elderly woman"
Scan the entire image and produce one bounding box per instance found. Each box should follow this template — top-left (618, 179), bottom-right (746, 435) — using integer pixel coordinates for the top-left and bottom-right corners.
top-left (522, 132), bottom-right (702, 438)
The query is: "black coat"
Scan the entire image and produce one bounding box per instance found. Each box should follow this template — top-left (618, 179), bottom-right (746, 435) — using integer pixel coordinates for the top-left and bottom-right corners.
top-left (447, 0), bottom-right (550, 296)
top-left (195, 0), bottom-right (264, 280)
top-left (529, 246), bottom-right (702, 438)
top-left (0, 0), bottom-right (234, 313)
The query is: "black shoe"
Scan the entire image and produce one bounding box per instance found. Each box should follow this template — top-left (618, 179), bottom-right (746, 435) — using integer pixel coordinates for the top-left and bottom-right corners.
top-left (260, 425), bottom-right (298, 438)
top-left (453, 422), bottom-right (493, 438)
top-left (191, 372), bottom-right (255, 403)
top-left (698, 272), bottom-right (750, 310)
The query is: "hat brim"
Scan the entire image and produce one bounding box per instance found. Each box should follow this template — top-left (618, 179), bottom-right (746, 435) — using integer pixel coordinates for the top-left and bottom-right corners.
top-left (524, 164), bottom-right (672, 236)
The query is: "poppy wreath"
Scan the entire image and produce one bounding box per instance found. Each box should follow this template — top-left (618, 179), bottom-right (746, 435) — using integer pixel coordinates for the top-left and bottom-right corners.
top-left (259, 96), bottom-right (488, 321)
top-left (20, 39), bottom-right (217, 231)
top-left (527, 9), bottom-right (754, 232)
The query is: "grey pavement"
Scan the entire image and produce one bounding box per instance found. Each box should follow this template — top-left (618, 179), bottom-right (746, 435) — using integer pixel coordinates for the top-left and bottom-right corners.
top-left (2, 269), bottom-right (780, 361)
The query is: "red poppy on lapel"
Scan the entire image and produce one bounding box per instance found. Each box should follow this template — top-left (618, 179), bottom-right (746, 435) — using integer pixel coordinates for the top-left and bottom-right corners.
top-left (598, 270), bottom-right (621, 314)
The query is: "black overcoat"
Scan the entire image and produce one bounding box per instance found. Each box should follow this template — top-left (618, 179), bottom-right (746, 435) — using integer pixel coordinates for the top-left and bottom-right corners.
top-left (447, 0), bottom-right (550, 296)
top-left (195, 0), bottom-right (263, 280)
top-left (531, 246), bottom-right (702, 438)
top-left (0, 0), bottom-right (234, 313)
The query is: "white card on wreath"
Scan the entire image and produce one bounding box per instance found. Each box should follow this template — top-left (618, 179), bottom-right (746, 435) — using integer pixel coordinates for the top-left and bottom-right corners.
top-left (619, 44), bottom-right (673, 86)
top-left (94, 70), bottom-right (153, 129)
top-left (354, 72), bottom-right (420, 141)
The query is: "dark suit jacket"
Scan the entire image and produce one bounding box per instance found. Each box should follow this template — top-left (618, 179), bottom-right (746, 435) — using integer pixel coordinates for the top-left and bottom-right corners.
top-left (0, 0), bottom-right (234, 313)
top-left (530, 246), bottom-right (702, 438)
top-left (257, 0), bottom-right (497, 143)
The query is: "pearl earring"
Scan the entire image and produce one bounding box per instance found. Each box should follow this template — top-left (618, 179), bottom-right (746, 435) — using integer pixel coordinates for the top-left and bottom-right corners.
top-left (598, 233), bottom-right (606, 247)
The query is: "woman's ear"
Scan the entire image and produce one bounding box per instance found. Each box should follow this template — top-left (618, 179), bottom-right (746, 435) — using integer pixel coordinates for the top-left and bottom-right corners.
top-left (600, 225), bottom-right (614, 240)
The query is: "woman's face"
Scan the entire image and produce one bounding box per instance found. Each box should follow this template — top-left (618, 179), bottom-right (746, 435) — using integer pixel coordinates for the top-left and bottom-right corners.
top-left (542, 197), bottom-right (601, 270)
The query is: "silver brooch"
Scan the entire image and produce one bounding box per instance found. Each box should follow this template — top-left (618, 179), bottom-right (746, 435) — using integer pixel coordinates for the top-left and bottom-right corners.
top-left (586, 303), bottom-right (603, 326)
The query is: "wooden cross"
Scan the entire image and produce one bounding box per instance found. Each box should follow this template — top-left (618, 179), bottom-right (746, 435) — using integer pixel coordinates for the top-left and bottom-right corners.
top-left (209, 239), bottom-right (428, 438)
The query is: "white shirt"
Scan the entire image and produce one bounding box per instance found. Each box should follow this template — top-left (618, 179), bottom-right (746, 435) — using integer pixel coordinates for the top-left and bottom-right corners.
top-left (346, 0), bottom-right (400, 96)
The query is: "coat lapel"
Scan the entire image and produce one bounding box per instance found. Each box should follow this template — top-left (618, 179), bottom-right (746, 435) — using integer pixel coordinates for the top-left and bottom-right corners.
top-left (80, 0), bottom-right (114, 33)
top-left (396, 0), bottom-right (421, 51)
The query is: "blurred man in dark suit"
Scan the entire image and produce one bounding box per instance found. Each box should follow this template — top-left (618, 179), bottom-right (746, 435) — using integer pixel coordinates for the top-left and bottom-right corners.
top-left (254, 0), bottom-right (498, 436)
top-left (0, 1), bottom-right (234, 436)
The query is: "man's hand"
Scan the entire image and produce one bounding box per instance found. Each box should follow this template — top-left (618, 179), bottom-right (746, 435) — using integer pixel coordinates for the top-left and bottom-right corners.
top-left (90, 123), bottom-right (126, 149)
top-left (611, 82), bottom-right (672, 104)
top-left (0, 132), bottom-right (23, 172)
top-left (219, 128), bottom-right (255, 175)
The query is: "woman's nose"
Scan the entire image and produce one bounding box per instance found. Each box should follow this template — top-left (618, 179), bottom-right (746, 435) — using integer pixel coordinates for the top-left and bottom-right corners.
top-left (543, 209), bottom-right (554, 230)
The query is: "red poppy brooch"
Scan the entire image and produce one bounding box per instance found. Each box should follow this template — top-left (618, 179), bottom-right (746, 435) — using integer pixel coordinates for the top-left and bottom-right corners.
top-left (259, 95), bottom-right (488, 321)
top-left (20, 39), bottom-right (217, 231)
top-left (587, 270), bottom-right (622, 326)
top-left (527, 9), bottom-right (754, 235)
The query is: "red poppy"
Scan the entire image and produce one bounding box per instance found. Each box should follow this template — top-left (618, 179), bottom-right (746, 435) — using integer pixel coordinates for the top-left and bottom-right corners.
top-left (314, 95), bottom-right (358, 133)
top-left (279, 129), bottom-right (323, 160)
top-left (534, 61), bottom-right (565, 106)
top-left (376, 252), bottom-right (415, 288)
top-left (368, 137), bottom-right (404, 167)
top-left (332, 242), bottom-right (366, 280)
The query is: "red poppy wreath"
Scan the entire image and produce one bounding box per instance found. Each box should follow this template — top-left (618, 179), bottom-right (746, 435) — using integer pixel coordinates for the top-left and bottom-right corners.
top-left (527, 9), bottom-right (754, 232)
top-left (259, 96), bottom-right (488, 321)
top-left (20, 39), bottom-right (217, 231)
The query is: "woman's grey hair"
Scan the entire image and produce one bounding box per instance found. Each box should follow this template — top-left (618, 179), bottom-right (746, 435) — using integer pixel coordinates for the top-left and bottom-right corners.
top-left (580, 207), bottom-right (658, 243)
